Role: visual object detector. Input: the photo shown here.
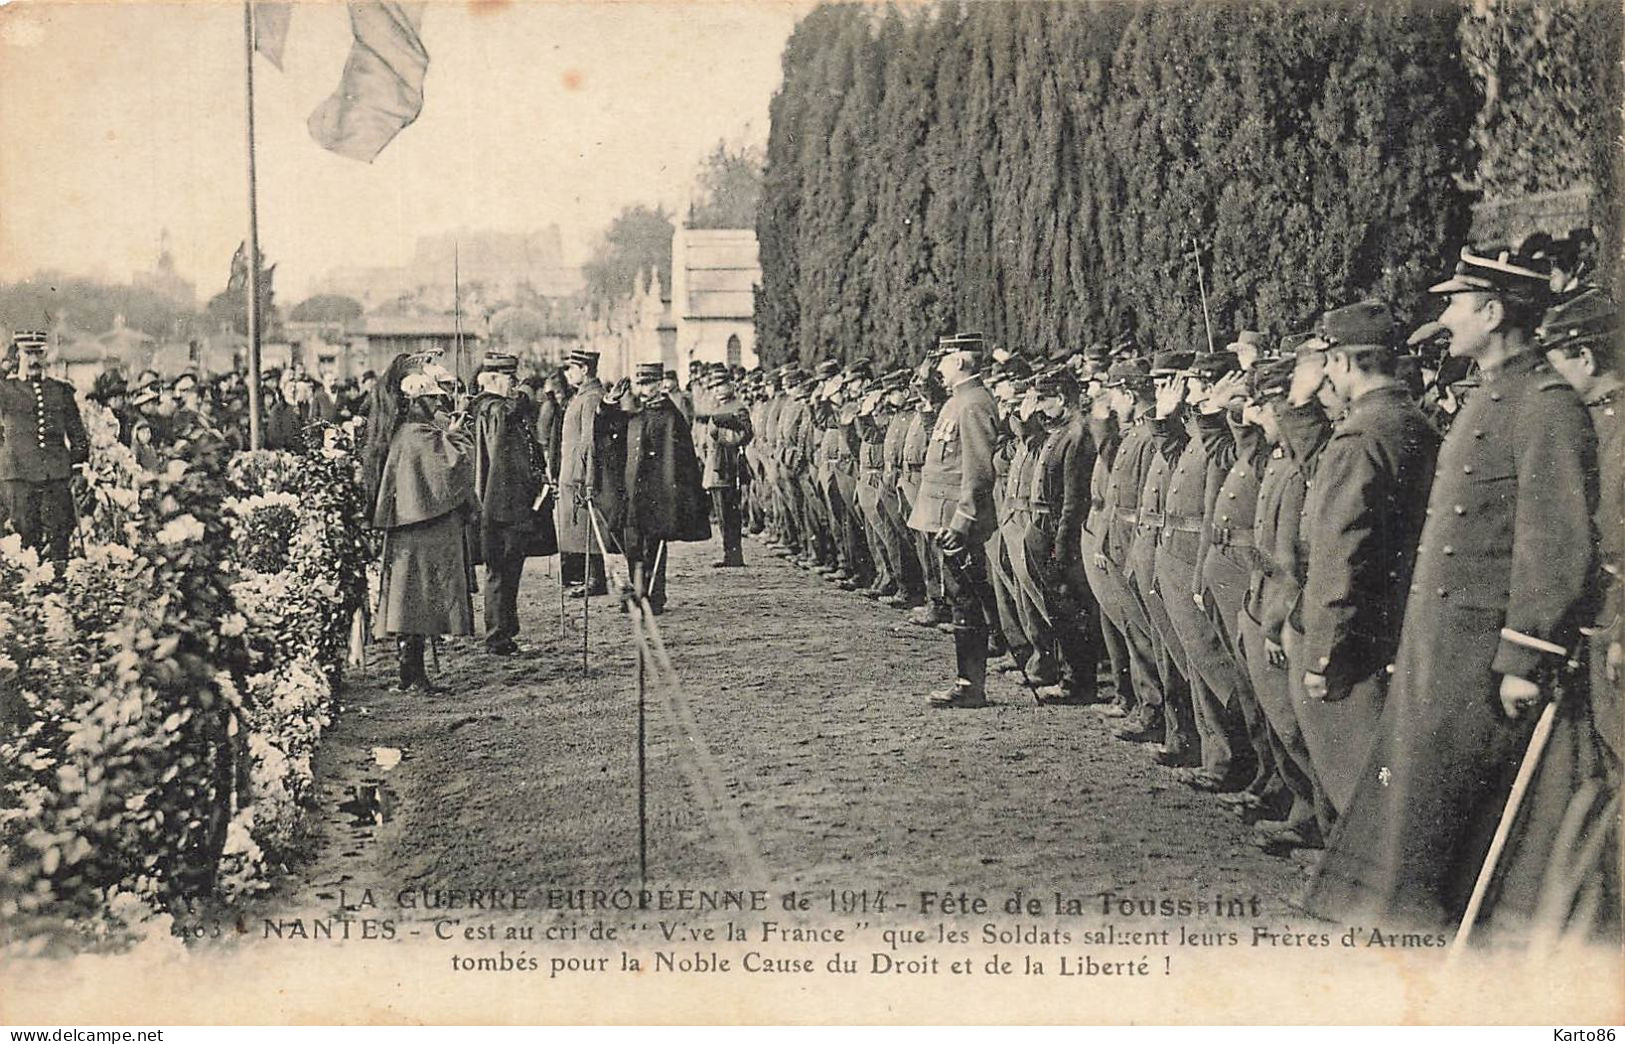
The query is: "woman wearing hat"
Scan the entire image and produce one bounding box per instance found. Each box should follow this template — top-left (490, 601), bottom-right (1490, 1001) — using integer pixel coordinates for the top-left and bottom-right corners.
top-left (371, 371), bottom-right (477, 692)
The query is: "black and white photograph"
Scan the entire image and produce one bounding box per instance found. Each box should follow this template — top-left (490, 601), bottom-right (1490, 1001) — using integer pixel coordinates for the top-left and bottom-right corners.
top-left (0, 0), bottom-right (1620, 1028)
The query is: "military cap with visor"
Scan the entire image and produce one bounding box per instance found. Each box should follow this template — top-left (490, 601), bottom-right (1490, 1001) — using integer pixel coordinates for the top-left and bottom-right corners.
top-left (1538, 287), bottom-right (1618, 354)
top-left (1428, 247), bottom-right (1550, 304)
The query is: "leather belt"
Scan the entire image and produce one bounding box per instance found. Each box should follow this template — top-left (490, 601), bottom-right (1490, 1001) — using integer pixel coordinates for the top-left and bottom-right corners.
top-left (1162, 517), bottom-right (1203, 534)
top-left (1116, 508), bottom-right (1139, 525)
top-left (1209, 526), bottom-right (1254, 549)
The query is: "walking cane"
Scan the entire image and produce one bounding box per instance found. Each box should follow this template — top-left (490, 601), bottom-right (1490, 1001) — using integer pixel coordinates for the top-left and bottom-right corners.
top-left (1447, 697), bottom-right (1560, 960)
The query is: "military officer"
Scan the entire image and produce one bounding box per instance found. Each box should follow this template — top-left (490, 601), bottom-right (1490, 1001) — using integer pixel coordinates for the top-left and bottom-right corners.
top-left (0, 331), bottom-right (88, 564)
top-left (618, 361), bottom-right (711, 613)
top-left (555, 349), bottom-right (610, 596)
top-left (1293, 302), bottom-right (1439, 816)
top-left (472, 352), bottom-right (556, 655)
top-left (909, 332), bottom-right (1001, 708)
top-left (696, 369), bottom-right (754, 568)
top-left (1305, 248), bottom-right (1597, 932)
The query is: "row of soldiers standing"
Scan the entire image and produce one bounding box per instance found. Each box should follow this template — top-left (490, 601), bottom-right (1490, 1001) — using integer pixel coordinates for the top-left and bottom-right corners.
top-left (725, 246), bottom-right (1619, 943)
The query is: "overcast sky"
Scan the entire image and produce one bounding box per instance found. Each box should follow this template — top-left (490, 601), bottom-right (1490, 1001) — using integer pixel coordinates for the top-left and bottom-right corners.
top-left (0, 1), bottom-right (807, 300)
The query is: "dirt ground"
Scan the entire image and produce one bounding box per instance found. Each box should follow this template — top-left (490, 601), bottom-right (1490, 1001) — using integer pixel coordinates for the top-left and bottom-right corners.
top-left (269, 531), bottom-right (1310, 923)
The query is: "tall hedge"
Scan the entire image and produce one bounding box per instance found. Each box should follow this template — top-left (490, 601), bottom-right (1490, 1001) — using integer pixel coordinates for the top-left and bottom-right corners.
top-left (755, 0), bottom-right (1501, 369)
top-left (1460, 0), bottom-right (1622, 285)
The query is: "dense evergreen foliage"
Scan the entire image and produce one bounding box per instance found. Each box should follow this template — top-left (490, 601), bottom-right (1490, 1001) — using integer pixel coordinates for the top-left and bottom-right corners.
top-left (757, 0), bottom-right (1607, 369)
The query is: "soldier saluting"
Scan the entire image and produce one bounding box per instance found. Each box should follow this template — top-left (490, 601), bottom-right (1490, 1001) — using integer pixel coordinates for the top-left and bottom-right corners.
top-left (0, 331), bottom-right (88, 564)
top-left (908, 332), bottom-right (1000, 709)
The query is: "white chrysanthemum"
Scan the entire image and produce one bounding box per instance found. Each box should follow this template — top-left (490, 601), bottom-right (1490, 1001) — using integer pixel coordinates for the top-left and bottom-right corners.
top-left (155, 514), bottom-right (205, 545)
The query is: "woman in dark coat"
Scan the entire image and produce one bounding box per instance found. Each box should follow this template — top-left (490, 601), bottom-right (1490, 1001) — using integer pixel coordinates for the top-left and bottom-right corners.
top-left (372, 372), bottom-right (477, 692)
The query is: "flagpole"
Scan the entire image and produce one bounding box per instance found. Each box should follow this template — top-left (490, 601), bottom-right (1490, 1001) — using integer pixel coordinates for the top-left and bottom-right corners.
top-left (454, 240), bottom-right (465, 390)
top-left (243, 0), bottom-right (264, 450)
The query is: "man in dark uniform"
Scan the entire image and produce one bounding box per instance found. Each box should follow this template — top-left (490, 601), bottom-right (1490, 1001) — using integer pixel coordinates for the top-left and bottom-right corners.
top-left (1097, 357), bottom-right (1169, 739)
top-left (877, 370), bottom-right (926, 609)
top-left (0, 331), bottom-right (88, 564)
top-left (619, 361), bottom-right (711, 613)
top-left (1305, 248), bottom-right (1598, 933)
top-left (1197, 356), bottom-right (1281, 814)
top-left (1253, 340), bottom-right (1339, 853)
top-left (1155, 349), bottom-right (1254, 788)
top-left (1541, 287), bottom-right (1622, 768)
top-left (1125, 351), bottom-right (1197, 764)
top-left (1028, 367), bottom-right (1103, 704)
top-left (472, 352), bottom-right (556, 655)
top-left (908, 333), bottom-right (1000, 709)
top-left (1294, 302), bottom-right (1439, 816)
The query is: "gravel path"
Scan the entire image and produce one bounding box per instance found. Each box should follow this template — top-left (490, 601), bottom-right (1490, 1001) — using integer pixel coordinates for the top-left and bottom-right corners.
top-left (269, 532), bottom-right (1308, 920)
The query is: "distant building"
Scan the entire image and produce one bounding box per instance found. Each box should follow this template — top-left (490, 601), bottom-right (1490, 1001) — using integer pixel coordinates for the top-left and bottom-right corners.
top-left (585, 272), bottom-right (670, 383)
top-left (670, 226), bottom-right (759, 371)
top-left (313, 228), bottom-right (584, 312)
top-left (132, 229), bottom-right (197, 308)
top-left (348, 314), bottom-right (488, 383)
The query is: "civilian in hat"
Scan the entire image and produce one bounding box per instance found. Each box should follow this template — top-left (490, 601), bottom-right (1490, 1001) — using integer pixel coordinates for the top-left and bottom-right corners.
top-left (89, 370), bottom-right (132, 444)
top-left (615, 362), bottom-right (711, 613)
top-left (371, 371), bottom-right (478, 693)
top-left (908, 333), bottom-right (1001, 708)
top-left (695, 368), bottom-right (753, 568)
top-left (472, 353), bottom-right (557, 655)
top-left (262, 377), bottom-right (304, 453)
top-left (1306, 249), bottom-right (1598, 935)
top-left (1290, 301), bottom-right (1439, 825)
top-left (0, 331), bottom-right (88, 564)
top-left (555, 349), bottom-right (611, 596)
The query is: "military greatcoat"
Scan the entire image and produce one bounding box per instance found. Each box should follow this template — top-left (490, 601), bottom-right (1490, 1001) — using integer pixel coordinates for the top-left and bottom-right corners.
top-left (1305, 352), bottom-right (1597, 929)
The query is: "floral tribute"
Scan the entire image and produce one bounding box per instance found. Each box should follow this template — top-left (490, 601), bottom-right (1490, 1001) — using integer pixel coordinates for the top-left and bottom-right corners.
top-left (0, 404), bottom-right (368, 954)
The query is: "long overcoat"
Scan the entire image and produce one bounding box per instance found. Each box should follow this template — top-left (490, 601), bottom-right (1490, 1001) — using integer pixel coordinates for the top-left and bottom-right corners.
top-left (1305, 353), bottom-right (1597, 929)
top-left (623, 395), bottom-right (711, 542)
top-left (473, 392), bottom-right (557, 560)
